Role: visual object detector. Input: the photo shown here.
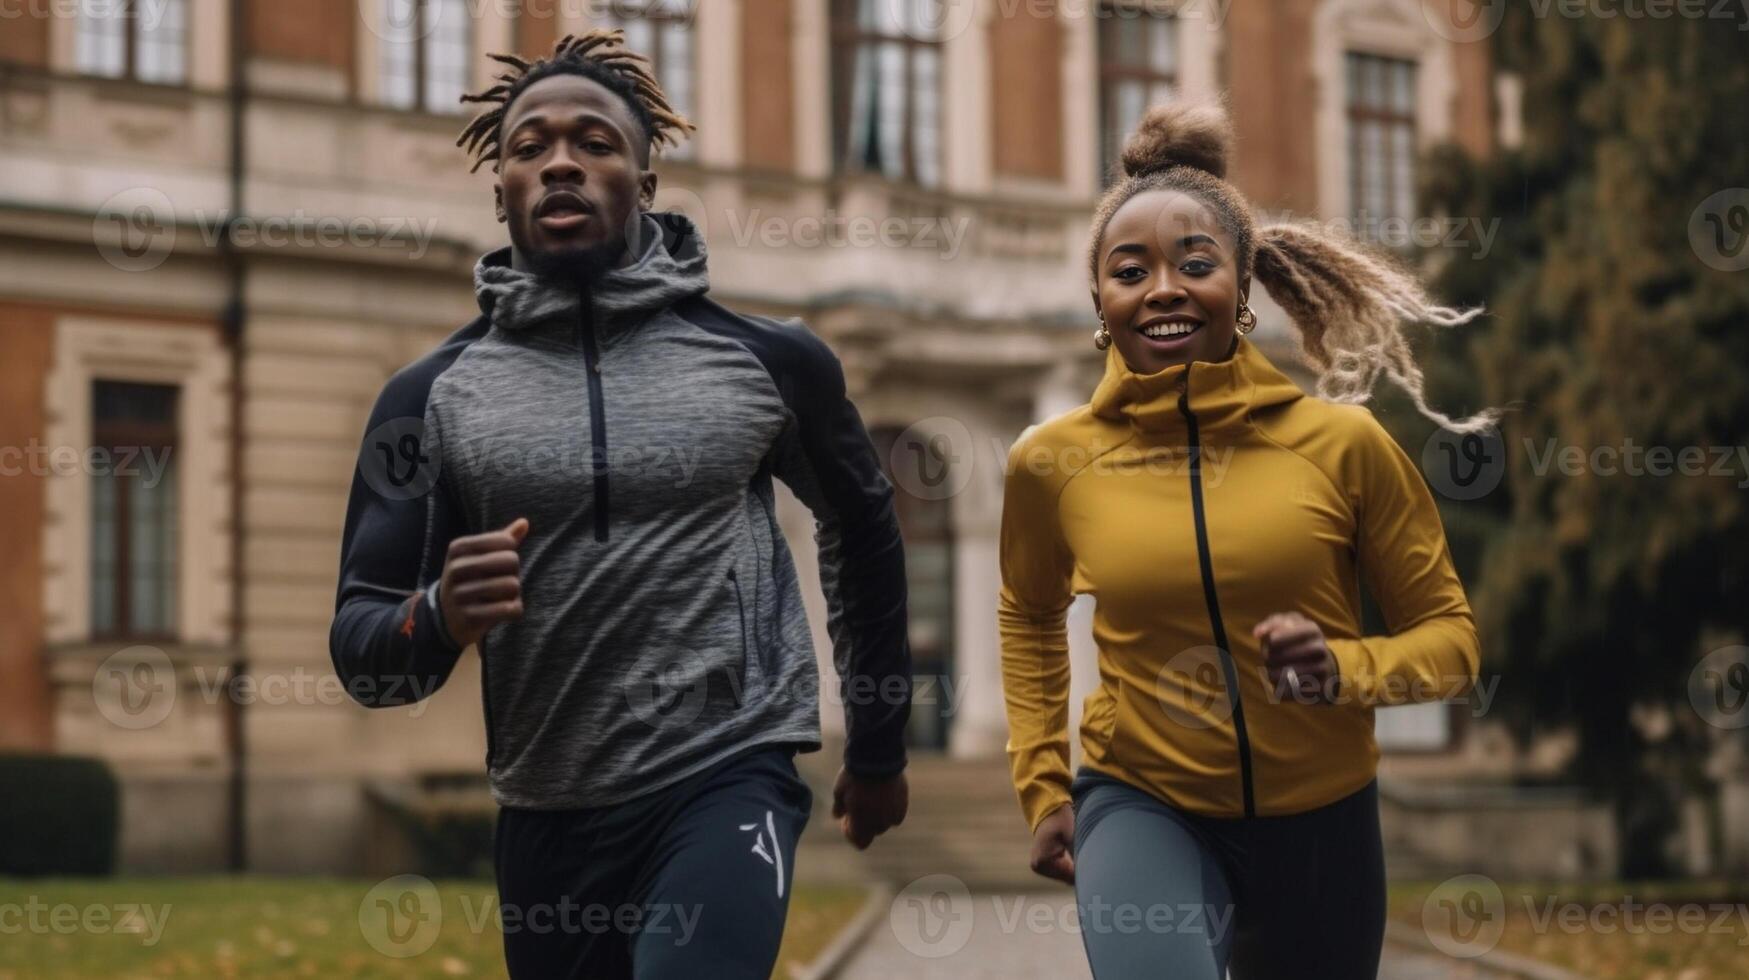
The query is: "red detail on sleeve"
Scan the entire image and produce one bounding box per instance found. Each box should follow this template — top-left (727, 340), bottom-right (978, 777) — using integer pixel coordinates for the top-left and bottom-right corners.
top-left (399, 594), bottom-right (418, 638)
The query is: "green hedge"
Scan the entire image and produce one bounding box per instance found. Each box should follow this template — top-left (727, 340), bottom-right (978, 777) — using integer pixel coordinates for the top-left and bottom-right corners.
top-left (0, 755), bottom-right (120, 876)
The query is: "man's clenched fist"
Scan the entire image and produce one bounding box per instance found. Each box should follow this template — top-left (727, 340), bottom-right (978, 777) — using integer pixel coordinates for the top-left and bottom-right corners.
top-left (438, 517), bottom-right (529, 648)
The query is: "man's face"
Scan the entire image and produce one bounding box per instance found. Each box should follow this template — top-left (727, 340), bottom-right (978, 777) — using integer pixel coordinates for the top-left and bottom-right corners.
top-left (495, 73), bottom-right (657, 280)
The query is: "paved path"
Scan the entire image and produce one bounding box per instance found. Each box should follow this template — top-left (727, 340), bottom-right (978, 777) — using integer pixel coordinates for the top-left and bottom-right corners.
top-left (836, 891), bottom-right (1510, 980)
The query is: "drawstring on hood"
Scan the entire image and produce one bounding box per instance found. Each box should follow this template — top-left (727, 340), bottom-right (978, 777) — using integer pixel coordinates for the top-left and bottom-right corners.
top-left (473, 210), bottom-right (711, 341)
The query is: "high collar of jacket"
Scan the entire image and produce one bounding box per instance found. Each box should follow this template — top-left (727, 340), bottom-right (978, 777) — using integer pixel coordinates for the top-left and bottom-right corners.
top-left (1089, 335), bottom-right (1305, 434)
top-left (473, 210), bottom-right (710, 341)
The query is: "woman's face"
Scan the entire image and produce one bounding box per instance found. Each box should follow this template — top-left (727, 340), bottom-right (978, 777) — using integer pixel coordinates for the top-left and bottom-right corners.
top-left (1094, 188), bottom-right (1245, 375)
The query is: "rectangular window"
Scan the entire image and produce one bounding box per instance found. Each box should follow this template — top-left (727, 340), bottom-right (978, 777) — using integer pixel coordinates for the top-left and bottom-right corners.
top-left (1346, 52), bottom-right (1418, 226)
top-left (831, 0), bottom-right (945, 188)
top-left (1098, 1), bottom-right (1176, 186)
top-left (596, 0), bottom-right (697, 160)
top-left (76, 0), bottom-right (188, 85)
top-left (871, 426), bottom-right (956, 752)
top-left (90, 381), bottom-right (180, 641)
top-left (380, 0), bottom-right (474, 114)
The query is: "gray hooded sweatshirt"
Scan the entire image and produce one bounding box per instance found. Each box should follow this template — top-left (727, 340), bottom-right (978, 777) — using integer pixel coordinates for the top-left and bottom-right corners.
top-left (330, 212), bottom-right (911, 809)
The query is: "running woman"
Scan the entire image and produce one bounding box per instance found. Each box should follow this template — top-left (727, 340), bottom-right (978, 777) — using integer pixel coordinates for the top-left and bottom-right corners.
top-left (997, 102), bottom-right (1495, 979)
top-left (330, 31), bottom-right (910, 980)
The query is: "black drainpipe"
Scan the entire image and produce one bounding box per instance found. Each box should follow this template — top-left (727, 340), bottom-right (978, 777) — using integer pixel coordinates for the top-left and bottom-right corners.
top-left (220, 0), bottom-right (249, 874)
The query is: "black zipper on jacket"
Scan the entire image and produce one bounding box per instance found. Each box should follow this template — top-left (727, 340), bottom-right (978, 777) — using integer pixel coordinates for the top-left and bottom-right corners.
top-left (578, 297), bottom-right (610, 542)
top-left (1178, 385), bottom-right (1257, 817)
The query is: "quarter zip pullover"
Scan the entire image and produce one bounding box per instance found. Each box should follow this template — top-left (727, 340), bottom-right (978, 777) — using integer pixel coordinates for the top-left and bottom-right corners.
top-left (998, 336), bottom-right (1479, 828)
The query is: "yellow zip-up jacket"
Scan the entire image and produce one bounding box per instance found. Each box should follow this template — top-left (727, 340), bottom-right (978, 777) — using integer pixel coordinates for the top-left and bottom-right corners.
top-left (998, 336), bottom-right (1480, 829)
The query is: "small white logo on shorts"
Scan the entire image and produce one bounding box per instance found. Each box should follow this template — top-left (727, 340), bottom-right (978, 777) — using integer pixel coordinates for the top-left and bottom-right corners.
top-left (738, 810), bottom-right (785, 898)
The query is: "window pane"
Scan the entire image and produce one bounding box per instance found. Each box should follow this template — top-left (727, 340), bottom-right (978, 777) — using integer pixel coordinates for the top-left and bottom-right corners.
top-left (1148, 16), bottom-right (1176, 74)
top-left (875, 40), bottom-right (905, 178)
top-left (1393, 59), bottom-right (1416, 113)
top-left (660, 22), bottom-right (695, 160)
top-left (911, 45), bottom-right (941, 186)
top-left (380, 0), bottom-right (419, 108)
top-left (91, 471), bottom-right (117, 635)
top-left (76, 2), bottom-right (127, 78)
top-left (128, 457), bottom-right (177, 636)
top-left (1392, 123), bottom-right (1415, 221)
top-left (135, 0), bottom-right (188, 84)
top-left (425, 0), bottom-right (473, 114)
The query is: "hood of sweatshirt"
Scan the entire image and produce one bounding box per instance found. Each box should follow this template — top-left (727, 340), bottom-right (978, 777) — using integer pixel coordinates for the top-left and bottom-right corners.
top-left (471, 210), bottom-right (711, 341)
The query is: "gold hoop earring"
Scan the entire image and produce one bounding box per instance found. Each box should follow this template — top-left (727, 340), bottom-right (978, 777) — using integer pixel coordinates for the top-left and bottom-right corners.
top-left (1094, 317), bottom-right (1112, 351)
top-left (1236, 304), bottom-right (1257, 335)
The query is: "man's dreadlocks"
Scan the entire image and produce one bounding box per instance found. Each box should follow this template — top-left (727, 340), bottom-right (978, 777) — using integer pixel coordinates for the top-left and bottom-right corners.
top-left (456, 29), bottom-right (695, 174)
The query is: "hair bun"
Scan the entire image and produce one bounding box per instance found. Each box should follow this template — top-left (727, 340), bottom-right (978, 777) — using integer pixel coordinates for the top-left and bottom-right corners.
top-left (1120, 102), bottom-right (1234, 180)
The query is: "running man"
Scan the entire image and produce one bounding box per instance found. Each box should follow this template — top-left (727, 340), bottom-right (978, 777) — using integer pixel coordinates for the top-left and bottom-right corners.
top-left (330, 31), bottom-right (911, 979)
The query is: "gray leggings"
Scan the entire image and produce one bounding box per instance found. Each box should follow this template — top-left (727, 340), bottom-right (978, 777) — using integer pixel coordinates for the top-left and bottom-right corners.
top-left (1070, 770), bottom-right (1385, 980)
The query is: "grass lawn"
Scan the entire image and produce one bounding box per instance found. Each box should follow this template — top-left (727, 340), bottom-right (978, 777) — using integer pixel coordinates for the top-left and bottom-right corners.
top-left (1389, 879), bottom-right (1749, 980)
top-left (0, 877), bottom-right (868, 979)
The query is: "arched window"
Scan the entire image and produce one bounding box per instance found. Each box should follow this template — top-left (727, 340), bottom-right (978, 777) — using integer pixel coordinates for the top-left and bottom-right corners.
top-left (870, 425), bottom-right (956, 751)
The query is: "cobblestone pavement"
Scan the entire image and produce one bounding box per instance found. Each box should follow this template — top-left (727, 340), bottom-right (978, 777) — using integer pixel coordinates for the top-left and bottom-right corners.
top-left (835, 890), bottom-right (1511, 980)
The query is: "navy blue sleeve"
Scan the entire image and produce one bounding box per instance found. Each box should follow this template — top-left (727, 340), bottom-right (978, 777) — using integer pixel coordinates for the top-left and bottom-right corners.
top-left (328, 319), bottom-right (486, 707)
top-left (676, 298), bottom-right (912, 778)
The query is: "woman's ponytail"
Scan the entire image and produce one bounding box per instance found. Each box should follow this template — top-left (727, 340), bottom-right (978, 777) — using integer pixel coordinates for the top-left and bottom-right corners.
top-left (1252, 224), bottom-right (1502, 434)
